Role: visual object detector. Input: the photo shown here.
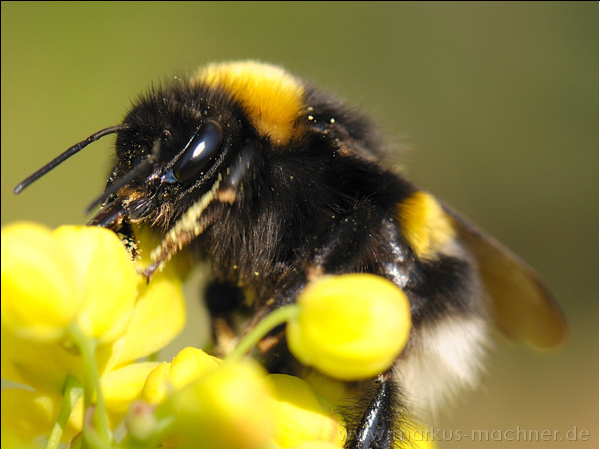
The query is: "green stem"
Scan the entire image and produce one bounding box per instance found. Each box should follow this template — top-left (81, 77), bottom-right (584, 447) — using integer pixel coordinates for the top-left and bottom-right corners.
top-left (226, 304), bottom-right (299, 363)
top-left (68, 324), bottom-right (112, 448)
top-left (46, 375), bottom-right (84, 449)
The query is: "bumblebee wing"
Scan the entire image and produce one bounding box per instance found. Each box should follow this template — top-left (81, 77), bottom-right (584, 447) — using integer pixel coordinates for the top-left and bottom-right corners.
top-left (442, 203), bottom-right (567, 350)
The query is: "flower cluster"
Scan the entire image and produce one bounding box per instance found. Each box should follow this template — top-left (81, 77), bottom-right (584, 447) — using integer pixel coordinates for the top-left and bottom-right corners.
top-left (1, 222), bottom-right (433, 449)
top-left (1, 222), bottom-right (186, 446)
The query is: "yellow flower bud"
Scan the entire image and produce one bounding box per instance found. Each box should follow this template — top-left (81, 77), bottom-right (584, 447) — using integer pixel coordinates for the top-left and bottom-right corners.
top-left (287, 274), bottom-right (412, 381)
top-left (141, 347), bottom-right (221, 405)
top-left (157, 360), bottom-right (275, 449)
top-left (168, 346), bottom-right (222, 389)
top-left (124, 401), bottom-right (160, 442)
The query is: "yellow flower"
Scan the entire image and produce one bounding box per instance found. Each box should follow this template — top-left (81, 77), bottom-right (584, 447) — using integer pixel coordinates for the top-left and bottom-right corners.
top-left (156, 360), bottom-right (275, 449)
top-left (141, 346), bottom-right (346, 449)
top-left (1, 222), bottom-right (186, 442)
top-left (286, 274), bottom-right (412, 381)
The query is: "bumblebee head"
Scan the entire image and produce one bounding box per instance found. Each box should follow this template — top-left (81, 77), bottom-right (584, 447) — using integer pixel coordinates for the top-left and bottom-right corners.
top-left (13, 62), bottom-right (301, 225)
top-left (89, 61), bottom-right (313, 232)
top-left (14, 61), bottom-right (380, 276)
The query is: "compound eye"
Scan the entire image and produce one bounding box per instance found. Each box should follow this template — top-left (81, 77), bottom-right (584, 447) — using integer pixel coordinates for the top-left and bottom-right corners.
top-left (173, 120), bottom-right (224, 183)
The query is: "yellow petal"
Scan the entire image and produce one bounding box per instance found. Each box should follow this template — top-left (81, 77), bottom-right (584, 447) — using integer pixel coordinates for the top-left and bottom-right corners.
top-left (0, 388), bottom-right (57, 441)
top-left (1, 222), bottom-right (79, 341)
top-left (52, 226), bottom-right (139, 344)
top-left (110, 272), bottom-right (186, 365)
top-left (287, 274), bottom-right (412, 381)
top-left (141, 362), bottom-right (171, 405)
top-left (1, 325), bottom-right (82, 395)
top-left (102, 361), bottom-right (161, 415)
top-left (269, 374), bottom-right (346, 448)
top-left (1, 427), bottom-right (43, 449)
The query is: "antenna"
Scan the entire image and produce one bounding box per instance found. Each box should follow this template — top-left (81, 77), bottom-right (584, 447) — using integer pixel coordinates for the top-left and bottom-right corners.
top-left (13, 124), bottom-right (130, 194)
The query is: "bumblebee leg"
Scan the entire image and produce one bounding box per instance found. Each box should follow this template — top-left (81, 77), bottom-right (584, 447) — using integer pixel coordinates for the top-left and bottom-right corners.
top-left (205, 280), bottom-right (252, 357)
top-left (347, 373), bottom-right (399, 449)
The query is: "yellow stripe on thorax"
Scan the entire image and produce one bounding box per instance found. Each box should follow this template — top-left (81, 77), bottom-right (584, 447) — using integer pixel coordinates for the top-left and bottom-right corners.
top-left (396, 191), bottom-right (456, 260)
top-left (195, 61), bottom-right (305, 146)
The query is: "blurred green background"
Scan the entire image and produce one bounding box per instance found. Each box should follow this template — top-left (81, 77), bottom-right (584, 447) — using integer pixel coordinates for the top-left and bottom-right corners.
top-left (2, 2), bottom-right (597, 447)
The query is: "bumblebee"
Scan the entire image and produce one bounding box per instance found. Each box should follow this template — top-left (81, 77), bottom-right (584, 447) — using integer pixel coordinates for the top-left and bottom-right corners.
top-left (15, 61), bottom-right (567, 448)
